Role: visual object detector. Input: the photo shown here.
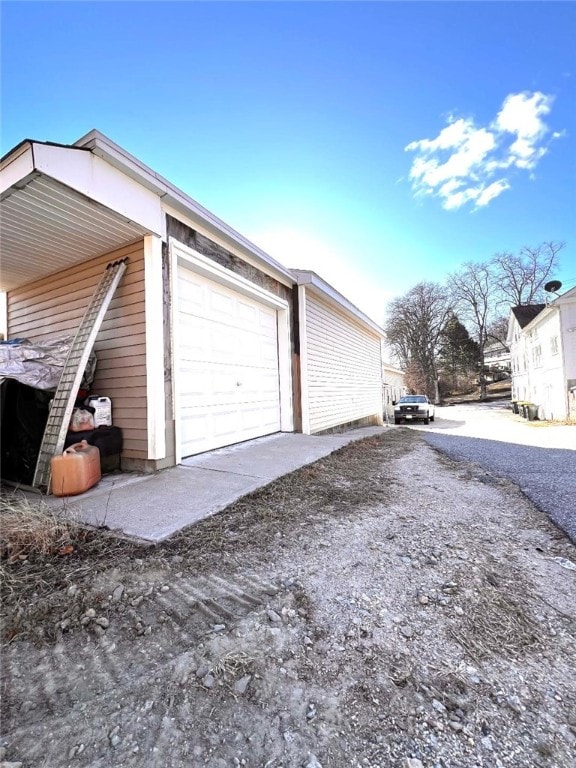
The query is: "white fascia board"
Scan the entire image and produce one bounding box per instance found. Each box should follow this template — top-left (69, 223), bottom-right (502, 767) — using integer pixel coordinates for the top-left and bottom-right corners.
top-left (171, 238), bottom-right (290, 311)
top-left (0, 142), bottom-right (35, 195)
top-left (74, 130), bottom-right (295, 287)
top-left (144, 234), bottom-right (166, 460)
top-left (555, 285), bottom-right (576, 305)
top-left (506, 311), bottom-right (519, 346)
top-left (32, 143), bottom-right (163, 235)
top-left (520, 289), bottom-right (576, 335)
top-left (292, 269), bottom-right (385, 337)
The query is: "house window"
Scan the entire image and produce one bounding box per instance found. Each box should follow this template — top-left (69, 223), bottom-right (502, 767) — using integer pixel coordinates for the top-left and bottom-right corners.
top-left (550, 335), bottom-right (559, 355)
top-left (532, 345), bottom-right (542, 368)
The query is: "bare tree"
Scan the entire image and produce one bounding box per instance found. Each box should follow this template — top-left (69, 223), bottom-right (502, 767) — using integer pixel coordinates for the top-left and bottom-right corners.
top-left (404, 360), bottom-right (429, 397)
top-left (491, 241), bottom-right (564, 306)
top-left (486, 315), bottom-right (509, 345)
top-left (449, 261), bottom-right (497, 400)
top-left (385, 282), bottom-right (452, 402)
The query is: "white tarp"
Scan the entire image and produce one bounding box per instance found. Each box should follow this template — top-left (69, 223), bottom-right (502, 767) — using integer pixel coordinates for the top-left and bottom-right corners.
top-left (0, 337), bottom-right (96, 391)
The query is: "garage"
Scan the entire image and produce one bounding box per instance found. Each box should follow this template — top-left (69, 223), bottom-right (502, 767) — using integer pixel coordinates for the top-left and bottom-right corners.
top-left (176, 264), bottom-right (282, 457)
top-left (293, 270), bottom-right (384, 434)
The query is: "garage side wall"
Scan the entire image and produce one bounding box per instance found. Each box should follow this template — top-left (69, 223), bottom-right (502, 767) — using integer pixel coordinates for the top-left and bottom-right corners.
top-left (304, 291), bottom-right (383, 433)
top-left (6, 240), bottom-right (148, 463)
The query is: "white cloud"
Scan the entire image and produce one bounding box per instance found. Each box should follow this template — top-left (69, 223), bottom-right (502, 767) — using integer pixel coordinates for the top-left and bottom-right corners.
top-left (405, 91), bottom-right (558, 210)
top-left (475, 179), bottom-right (511, 207)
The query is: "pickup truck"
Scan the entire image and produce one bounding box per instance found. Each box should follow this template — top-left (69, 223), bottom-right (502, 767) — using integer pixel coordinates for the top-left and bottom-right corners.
top-left (394, 395), bottom-right (435, 425)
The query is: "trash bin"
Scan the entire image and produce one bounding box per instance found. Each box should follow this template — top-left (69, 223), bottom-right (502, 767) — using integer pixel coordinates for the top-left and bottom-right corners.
top-left (527, 404), bottom-right (539, 421)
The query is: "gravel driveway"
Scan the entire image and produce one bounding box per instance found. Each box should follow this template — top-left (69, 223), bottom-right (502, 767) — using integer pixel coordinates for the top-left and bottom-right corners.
top-left (2, 429), bottom-right (576, 768)
top-left (0, 428), bottom-right (576, 768)
top-left (408, 401), bottom-right (576, 543)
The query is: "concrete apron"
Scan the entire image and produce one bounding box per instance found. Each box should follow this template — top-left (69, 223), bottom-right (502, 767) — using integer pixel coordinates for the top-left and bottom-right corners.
top-left (38, 428), bottom-right (386, 543)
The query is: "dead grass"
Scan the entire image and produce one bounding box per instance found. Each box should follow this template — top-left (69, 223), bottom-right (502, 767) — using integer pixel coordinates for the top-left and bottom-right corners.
top-left (0, 494), bottom-right (81, 562)
top-left (166, 429), bottom-right (418, 560)
top-left (0, 492), bottom-right (144, 644)
top-left (450, 586), bottom-right (542, 660)
top-left (0, 430), bottom-right (417, 645)
top-left (526, 419), bottom-right (575, 428)
top-left (211, 650), bottom-right (257, 678)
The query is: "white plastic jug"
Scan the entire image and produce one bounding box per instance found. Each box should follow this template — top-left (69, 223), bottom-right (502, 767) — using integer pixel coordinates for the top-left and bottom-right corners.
top-left (85, 396), bottom-right (112, 427)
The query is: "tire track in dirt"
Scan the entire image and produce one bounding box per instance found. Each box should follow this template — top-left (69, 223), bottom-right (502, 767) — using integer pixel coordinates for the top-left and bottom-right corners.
top-left (2, 570), bottom-right (282, 739)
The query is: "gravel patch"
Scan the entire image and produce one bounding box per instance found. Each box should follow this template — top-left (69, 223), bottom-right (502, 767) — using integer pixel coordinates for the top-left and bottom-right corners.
top-left (418, 403), bottom-right (576, 542)
top-left (2, 430), bottom-right (575, 768)
top-left (425, 433), bottom-right (576, 541)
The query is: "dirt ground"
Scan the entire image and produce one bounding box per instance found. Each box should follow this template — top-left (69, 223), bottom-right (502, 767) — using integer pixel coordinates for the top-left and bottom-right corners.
top-left (1, 429), bottom-right (575, 768)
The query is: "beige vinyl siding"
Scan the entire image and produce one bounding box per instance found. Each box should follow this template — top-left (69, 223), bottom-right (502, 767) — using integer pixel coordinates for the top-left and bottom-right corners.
top-left (304, 292), bottom-right (382, 433)
top-left (7, 240), bottom-right (148, 461)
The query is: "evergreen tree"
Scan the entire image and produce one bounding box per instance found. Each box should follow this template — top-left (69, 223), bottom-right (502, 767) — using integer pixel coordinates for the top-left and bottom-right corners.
top-left (438, 313), bottom-right (480, 389)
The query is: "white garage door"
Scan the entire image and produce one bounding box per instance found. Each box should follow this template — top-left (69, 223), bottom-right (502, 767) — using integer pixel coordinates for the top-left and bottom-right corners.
top-left (177, 267), bottom-right (281, 457)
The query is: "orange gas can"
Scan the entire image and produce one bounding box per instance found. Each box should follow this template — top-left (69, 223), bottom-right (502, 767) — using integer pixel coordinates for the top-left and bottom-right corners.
top-left (50, 441), bottom-right (101, 496)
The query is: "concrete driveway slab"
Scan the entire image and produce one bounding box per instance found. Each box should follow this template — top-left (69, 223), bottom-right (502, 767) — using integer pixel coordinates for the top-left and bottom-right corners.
top-left (181, 430), bottom-right (384, 480)
top-left (35, 427), bottom-right (385, 543)
top-left (59, 466), bottom-right (263, 542)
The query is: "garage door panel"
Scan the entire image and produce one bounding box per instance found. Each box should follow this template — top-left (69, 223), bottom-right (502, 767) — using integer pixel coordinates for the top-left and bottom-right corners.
top-left (180, 406), bottom-right (279, 456)
top-left (179, 364), bottom-right (241, 405)
top-left (236, 369), bottom-right (279, 399)
top-left (177, 267), bottom-right (281, 457)
top-left (240, 404), bottom-right (281, 433)
top-left (180, 412), bottom-right (210, 453)
top-left (258, 309), bottom-right (277, 331)
top-left (212, 408), bottom-right (242, 439)
top-left (260, 337), bottom-right (279, 365)
top-left (178, 278), bottom-right (204, 313)
top-left (209, 288), bottom-right (236, 320)
top-left (237, 300), bottom-right (259, 327)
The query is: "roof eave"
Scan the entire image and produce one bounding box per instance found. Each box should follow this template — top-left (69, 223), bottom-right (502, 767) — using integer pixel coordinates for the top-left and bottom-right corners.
top-left (292, 268), bottom-right (385, 336)
top-left (74, 130), bottom-right (295, 287)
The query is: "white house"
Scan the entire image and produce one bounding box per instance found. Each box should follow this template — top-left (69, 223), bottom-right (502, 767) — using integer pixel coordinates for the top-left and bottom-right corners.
top-left (483, 341), bottom-right (511, 372)
top-left (507, 286), bottom-right (576, 421)
top-left (381, 361), bottom-right (406, 414)
top-left (0, 130), bottom-right (386, 482)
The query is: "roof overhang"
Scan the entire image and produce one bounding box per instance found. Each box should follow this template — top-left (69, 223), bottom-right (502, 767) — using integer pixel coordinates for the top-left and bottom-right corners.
top-left (0, 140), bottom-right (163, 292)
top-left (1, 130), bottom-right (296, 292)
top-left (74, 130), bottom-right (295, 288)
top-left (292, 268), bottom-right (385, 337)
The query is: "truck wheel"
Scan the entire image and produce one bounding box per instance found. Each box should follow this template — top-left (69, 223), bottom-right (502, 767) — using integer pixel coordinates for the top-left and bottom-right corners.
top-left (394, 418), bottom-right (401, 425)
top-left (430, 414), bottom-right (435, 422)
top-left (424, 416), bottom-right (430, 425)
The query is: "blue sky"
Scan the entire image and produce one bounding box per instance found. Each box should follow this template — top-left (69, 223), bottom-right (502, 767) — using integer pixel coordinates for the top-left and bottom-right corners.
top-left (2, 1), bottom-right (575, 324)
